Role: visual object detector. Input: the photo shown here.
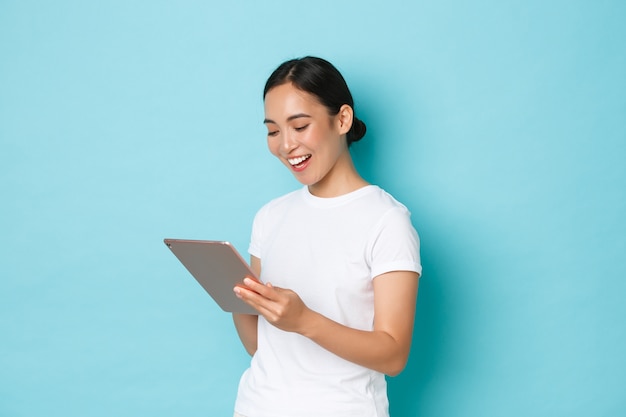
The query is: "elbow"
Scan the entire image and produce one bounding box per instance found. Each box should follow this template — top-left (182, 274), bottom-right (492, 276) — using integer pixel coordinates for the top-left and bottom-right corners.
top-left (377, 334), bottom-right (412, 376)
top-left (382, 354), bottom-right (409, 377)
top-left (386, 368), bottom-right (403, 378)
top-left (385, 363), bottom-right (407, 377)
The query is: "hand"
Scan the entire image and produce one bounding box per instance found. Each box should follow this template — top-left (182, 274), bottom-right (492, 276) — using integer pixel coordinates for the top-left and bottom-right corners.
top-left (234, 277), bottom-right (310, 334)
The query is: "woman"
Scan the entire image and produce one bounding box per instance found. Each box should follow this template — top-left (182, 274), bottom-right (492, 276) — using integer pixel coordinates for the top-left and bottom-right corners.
top-left (232, 56), bottom-right (421, 417)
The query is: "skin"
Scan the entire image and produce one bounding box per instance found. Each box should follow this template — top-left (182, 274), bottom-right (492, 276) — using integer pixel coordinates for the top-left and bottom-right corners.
top-left (232, 82), bottom-right (419, 376)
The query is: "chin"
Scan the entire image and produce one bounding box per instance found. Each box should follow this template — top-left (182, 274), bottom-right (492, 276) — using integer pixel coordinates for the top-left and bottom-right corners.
top-left (292, 173), bottom-right (318, 187)
top-left (294, 177), bottom-right (314, 186)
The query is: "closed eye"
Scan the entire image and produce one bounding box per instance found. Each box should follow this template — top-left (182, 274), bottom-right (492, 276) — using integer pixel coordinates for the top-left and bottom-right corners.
top-left (294, 124), bottom-right (310, 132)
top-left (267, 130), bottom-right (279, 137)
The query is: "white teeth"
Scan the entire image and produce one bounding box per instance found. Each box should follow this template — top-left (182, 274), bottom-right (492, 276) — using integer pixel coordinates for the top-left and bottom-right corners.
top-left (288, 155), bottom-right (311, 166)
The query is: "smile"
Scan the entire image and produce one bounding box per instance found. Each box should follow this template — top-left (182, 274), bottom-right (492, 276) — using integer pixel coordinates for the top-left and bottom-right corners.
top-left (288, 154), bottom-right (311, 167)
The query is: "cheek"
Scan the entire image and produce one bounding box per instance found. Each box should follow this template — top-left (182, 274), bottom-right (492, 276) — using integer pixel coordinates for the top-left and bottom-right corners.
top-left (299, 128), bottom-right (323, 149)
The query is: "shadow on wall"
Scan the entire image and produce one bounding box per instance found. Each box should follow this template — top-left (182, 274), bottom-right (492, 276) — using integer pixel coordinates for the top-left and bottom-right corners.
top-left (348, 72), bottom-right (451, 416)
top-left (387, 242), bottom-right (448, 417)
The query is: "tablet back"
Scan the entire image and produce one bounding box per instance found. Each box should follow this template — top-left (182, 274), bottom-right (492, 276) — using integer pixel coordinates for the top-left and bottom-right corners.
top-left (164, 239), bottom-right (258, 315)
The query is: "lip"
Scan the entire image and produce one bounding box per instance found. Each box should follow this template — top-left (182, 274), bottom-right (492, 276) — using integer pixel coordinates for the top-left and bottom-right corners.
top-left (287, 154), bottom-right (312, 172)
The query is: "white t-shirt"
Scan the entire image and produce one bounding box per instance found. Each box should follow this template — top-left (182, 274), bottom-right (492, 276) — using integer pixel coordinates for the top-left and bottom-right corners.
top-left (235, 185), bottom-right (421, 417)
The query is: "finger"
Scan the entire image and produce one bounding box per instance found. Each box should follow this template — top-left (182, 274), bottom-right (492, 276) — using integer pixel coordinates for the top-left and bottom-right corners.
top-left (243, 277), bottom-right (278, 299)
top-left (234, 286), bottom-right (277, 319)
top-left (235, 285), bottom-right (274, 309)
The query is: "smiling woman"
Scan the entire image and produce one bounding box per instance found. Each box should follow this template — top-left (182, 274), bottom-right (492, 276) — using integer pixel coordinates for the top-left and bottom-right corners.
top-left (263, 82), bottom-right (365, 196)
top-left (231, 57), bottom-right (422, 417)
top-left (261, 57), bottom-right (368, 197)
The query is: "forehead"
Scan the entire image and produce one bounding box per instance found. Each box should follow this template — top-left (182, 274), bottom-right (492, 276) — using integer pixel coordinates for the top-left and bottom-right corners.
top-left (264, 83), bottom-right (324, 119)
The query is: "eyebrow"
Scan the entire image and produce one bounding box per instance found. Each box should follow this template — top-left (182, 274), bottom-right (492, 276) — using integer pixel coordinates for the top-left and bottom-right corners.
top-left (263, 113), bottom-right (311, 124)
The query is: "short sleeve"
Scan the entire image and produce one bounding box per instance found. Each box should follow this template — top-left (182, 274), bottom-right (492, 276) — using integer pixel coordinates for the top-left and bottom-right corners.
top-left (248, 205), bottom-right (268, 259)
top-left (367, 206), bottom-right (421, 279)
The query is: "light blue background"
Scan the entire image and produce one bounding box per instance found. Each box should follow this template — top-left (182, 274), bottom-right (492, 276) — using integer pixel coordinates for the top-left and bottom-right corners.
top-left (1, 1), bottom-right (624, 416)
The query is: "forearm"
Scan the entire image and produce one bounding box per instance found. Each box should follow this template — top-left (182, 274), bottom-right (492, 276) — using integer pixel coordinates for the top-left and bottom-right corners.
top-left (232, 313), bottom-right (258, 356)
top-left (234, 270), bottom-right (419, 373)
top-left (300, 310), bottom-right (412, 376)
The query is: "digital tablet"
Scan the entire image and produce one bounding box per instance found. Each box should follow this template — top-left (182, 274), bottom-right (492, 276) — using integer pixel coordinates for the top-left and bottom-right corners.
top-left (164, 239), bottom-right (259, 315)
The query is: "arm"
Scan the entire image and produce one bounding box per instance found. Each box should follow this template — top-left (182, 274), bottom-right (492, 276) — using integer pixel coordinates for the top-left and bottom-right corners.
top-left (234, 270), bottom-right (419, 376)
top-left (232, 255), bottom-right (261, 356)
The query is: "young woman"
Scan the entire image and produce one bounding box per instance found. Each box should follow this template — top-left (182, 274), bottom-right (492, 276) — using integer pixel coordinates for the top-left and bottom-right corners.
top-left (232, 56), bottom-right (421, 417)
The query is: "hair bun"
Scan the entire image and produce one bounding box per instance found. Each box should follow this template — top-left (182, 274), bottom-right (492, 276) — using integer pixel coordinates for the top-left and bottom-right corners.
top-left (348, 117), bottom-right (367, 145)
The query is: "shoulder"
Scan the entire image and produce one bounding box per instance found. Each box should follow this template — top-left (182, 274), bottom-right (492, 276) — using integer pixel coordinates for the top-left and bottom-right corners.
top-left (363, 186), bottom-right (418, 241)
top-left (253, 187), bottom-right (305, 220)
top-left (249, 188), bottom-right (305, 255)
top-left (363, 188), bottom-right (421, 276)
top-left (360, 186), bottom-right (412, 218)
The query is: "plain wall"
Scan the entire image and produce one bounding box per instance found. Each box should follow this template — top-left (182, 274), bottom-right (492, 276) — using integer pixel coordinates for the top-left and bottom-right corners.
top-left (1, 1), bottom-right (624, 416)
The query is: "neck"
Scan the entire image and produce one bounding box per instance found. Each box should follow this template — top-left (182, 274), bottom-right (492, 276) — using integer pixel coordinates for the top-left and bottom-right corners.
top-left (308, 153), bottom-right (369, 198)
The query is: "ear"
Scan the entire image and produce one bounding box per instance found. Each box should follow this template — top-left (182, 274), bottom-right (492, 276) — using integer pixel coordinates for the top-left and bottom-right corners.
top-left (336, 104), bottom-right (354, 135)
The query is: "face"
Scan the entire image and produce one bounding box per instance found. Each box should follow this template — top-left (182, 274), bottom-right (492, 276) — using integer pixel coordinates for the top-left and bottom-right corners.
top-left (263, 83), bottom-right (353, 195)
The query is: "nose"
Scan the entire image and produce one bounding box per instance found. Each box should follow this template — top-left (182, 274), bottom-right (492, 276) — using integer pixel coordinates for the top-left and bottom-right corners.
top-left (280, 130), bottom-right (297, 154)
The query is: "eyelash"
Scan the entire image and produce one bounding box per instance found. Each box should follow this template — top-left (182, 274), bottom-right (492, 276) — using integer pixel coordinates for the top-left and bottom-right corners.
top-left (294, 124), bottom-right (309, 132)
top-left (267, 124), bottom-right (309, 137)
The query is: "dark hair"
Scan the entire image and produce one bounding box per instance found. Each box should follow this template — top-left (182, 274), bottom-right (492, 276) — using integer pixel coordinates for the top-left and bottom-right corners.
top-left (263, 56), bottom-right (367, 146)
